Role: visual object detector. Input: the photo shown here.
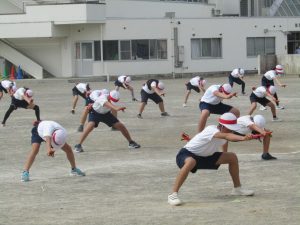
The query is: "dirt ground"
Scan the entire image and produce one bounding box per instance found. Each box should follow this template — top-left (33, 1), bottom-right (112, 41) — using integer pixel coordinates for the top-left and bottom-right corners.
top-left (0, 75), bottom-right (299, 225)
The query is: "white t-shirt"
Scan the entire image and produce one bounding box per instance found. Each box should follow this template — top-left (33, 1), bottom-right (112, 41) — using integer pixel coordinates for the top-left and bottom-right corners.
top-left (235, 115), bottom-right (253, 135)
top-left (231, 68), bottom-right (243, 78)
top-left (117, 76), bottom-right (127, 83)
top-left (76, 83), bottom-right (88, 93)
top-left (13, 87), bottom-right (26, 100)
top-left (253, 86), bottom-right (267, 98)
top-left (142, 81), bottom-right (158, 94)
top-left (184, 125), bottom-right (227, 157)
top-left (38, 121), bottom-right (65, 141)
top-left (92, 94), bottom-right (111, 114)
top-left (1, 80), bottom-right (12, 89)
top-left (89, 90), bottom-right (102, 102)
top-left (200, 85), bottom-right (222, 105)
top-left (264, 70), bottom-right (276, 80)
top-left (190, 77), bottom-right (201, 87)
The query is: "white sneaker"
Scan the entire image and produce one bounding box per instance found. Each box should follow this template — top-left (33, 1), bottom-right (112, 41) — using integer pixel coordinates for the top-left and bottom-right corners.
top-left (276, 105), bottom-right (285, 110)
top-left (231, 187), bottom-right (254, 196)
top-left (182, 103), bottom-right (187, 107)
top-left (259, 106), bottom-right (267, 111)
top-left (168, 192), bottom-right (182, 206)
top-left (272, 117), bottom-right (282, 122)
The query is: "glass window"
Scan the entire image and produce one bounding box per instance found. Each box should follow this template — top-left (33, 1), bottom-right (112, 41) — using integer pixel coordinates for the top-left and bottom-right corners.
top-left (247, 37), bottom-right (275, 56)
top-left (94, 41), bottom-right (101, 61)
top-left (157, 40), bottom-right (167, 59)
top-left (120, 40), bottom-right (131, 60)
top-left (150, 40), bottom-right (158, 59)
top-left (81, 42), bottom-right (93, 59)
top-left (103, 40), bottom-right (119, 60)
top-left (191, 38), bottom-right (222, 58)
top-left (132, 40), bottom-right (149, 60)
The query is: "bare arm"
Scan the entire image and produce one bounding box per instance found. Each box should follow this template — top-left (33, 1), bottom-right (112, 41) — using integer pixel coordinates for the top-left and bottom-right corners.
top-left (103, 101), bottom-right (126, 112)
top-left (214, 132), bottom-right (252, 142)
top-left (213, 91), bottom-right (236, 99)
top-left (44, 136), bottom-right (55, 157)
top-left (153, 87), bottom-right (165, 96)
top-left (23, 95), bottom-right (33, 104)
top-left (248, 124), bottom-right (266, 136)
top-left (274, 77), bottom-right (286, 87)
top-left (222, 141), bottom-right (229, 152)
top-left (266, 92), bottom-right (278, 102)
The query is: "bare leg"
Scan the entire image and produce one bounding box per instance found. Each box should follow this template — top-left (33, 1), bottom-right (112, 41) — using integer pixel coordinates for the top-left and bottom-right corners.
top-left (138, 102), bottom-right (146, 115)
top-left (263, 134), bottom-right (271, 154)
top-left (78, 121), bottom-right (95, 145)
top-left (216, 152), bottom-right (241, 187)
top-left (229, 107), bottom-right (240, 118)
top-left (171, 157), bottom-right (196, 193)
top-left (23, 143), bottom-right (41, 171)
top-left (61, 143), bottom-right (76, 169)
top-left (183, 90), bottom-right (191, 104)
top-left (248, 102), bottom-right (257, 115)
top-left (158, 101), bottom-right (165, 113)
top-left (267, 102), bottom-right (277, 118)
top-left (198, 109), bottom-right (210, 132)
top-left (111, 109), bottom-right (117, 118)
top-left (128, 86), bottom-right (135, 99)
top-left (113, 122), bottom-right (132, 142)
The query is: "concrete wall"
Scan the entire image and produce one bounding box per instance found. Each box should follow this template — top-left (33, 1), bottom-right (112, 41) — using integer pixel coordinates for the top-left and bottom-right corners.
top-left (277, 54), bottom-right (300, 75)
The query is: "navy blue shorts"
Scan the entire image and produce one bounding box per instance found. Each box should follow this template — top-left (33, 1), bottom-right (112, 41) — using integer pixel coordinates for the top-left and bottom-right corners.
top-left (88, 110), bottom-right (119, 127)
top-left (261, 76), bottom-right (274, 87)
top-left (140, 89), bottom-right (163, 104)
top-left (11, 97), bottom-right (29, 109)
top-left (229, 75), bottom-right (244, 86)
top-left (199, 102), bottom-right (233, 114)
top-left (72, 86), bottom-right (86, 99)
top-left (249, 93), bottom-right (270, 106)
top-left (176, 148), bottom-right (222, 173)
top-left (31, 126), bottom-right (44, 144)
top-left (186, 82), bottom-right (200, 93)
top-left (114, 80), bottom-right (125, 88)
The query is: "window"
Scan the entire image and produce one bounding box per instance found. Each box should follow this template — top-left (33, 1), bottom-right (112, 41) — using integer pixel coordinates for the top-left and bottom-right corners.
top-left (132, 40), bottom-right (149, 60)
top-left (150, 40), bottom-right (167, 59)
top-left (94, 41), bottom-right (101, 61)
top-left (120, 40), bottom-right (131, 60)
top-left (247, 37), bottom-right (275, 57)
top-left (191, 38), bottom-right (222, 58)
top-left (81, 42), bottom-right (93, 59)
top-left (103, 40), bottom-right (119, 60)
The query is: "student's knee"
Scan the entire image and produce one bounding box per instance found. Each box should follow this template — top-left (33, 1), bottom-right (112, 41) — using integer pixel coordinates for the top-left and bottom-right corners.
top-left (230, 107), bottom-right (240, 117)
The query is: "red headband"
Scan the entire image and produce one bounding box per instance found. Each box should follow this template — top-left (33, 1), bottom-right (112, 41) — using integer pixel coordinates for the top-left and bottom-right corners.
top-left (52, 131), bottom-right (59, 146)
top-left (219, 118), bottom-right (237, 124)
top-left (109, 95), bottom-right (119, 102)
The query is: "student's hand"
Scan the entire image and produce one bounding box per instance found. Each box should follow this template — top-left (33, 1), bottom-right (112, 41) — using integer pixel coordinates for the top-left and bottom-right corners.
top-left (281, 84), bottom-right (287, 88)
top-left (87, 103), bottom-right (93, 111)
top-left (47, 149), bottom-right (55, 157)
top-left (160, 93), bottom-right (165, 97)
top-left (118, 107), bottom-right (126, 112)
top-left (244, 134), bottom-right (254, 140)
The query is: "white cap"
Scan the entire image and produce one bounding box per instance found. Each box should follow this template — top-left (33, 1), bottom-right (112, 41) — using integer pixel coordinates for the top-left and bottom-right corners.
top-left (157, 81), bottom-right (165, 90)
top-left (253, 115), bottom-right (266, 129)
top-left (51, 129), bottom-right (67, 149)
top-left (239, 68), bottom-right (245, 75)
top-left (109, 90), bottom-right (120, 102)
top-left (221, 84), bottom-right (232, 95)
top-left (275, 65), bottom-right (284, 74)
top-left (267, 86), bottom-right (276, 95)
top-left (125, 76), bottom-right (131, 84)
top-left (200, 79), bottom-right (206, 86)
top-left (219, 113), bottom-right (241, 131)
top-left (25, 89), bottom-right (33, 97)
